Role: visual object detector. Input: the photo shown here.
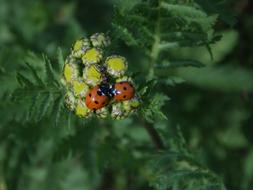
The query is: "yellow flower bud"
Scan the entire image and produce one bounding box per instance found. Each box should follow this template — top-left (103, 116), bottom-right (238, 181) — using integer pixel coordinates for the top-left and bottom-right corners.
top-left (111, 102), bottom-right (130, 120)
top-left (72, 79), bottom-right (89, 97)
top-left (116, 76), bottom-right (133, 83)
top-left (83, 64), bottom-right (103, 86)
top-left (71, 38), bottom-right (90, 58)
top-left (90, 33), bottom-right (111, 47)
top-left (65, 91), bottom-right (77, 111)
top-left (129, 96), bottom-right (141, 108)
top-left (63, 60), bottom-right (80, 84)
top-left (96, 107), bottom-right (109, 119)
top-left (75, 99), bottom-right (91, 118)
top-left (105, 55), bottom-right (128, 77)
top-left (82, 48), bottom-right (103, 65)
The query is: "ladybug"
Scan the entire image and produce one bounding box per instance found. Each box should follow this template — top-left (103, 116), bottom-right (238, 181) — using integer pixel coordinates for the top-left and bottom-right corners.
top-left (85, 85), bottom-right (110, 110)
top-left (113, 81), bottom-right (135, 101)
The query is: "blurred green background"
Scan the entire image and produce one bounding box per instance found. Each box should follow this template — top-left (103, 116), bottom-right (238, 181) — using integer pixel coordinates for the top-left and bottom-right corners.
top-left (0, 0), bottom-right (253, 190)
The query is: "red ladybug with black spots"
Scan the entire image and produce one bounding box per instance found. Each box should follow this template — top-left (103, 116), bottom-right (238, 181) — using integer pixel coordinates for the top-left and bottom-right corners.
top-left (85, 85), bottom-right (109, 110)
top-left (85, 81), bottom-right (135, 110)
top-left (112, 81), bottom-right (135, 101)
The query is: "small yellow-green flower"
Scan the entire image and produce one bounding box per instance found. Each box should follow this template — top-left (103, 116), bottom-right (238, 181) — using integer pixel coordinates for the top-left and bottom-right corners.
top-left (63, 33), bottom-right (140, 119)
top-left (63, 58), bottom-right (80, 83)
top-left (65, 91), bottom-right (77, 111)
top-left (90, 33), bottom-right (110, 47)
top-left (116, 76), bottom-right (133, 83)
top-left (75, 99), bottom-right (91, 118)
top-left (129, 96), bottom-right (141, 108)
top-left (72, 79), bottom-right (89, 97)
top-left (122, 100), bottom-right (132, 112)
top-left (111, 102), bottom-right (130, 120)
top-left (105, 55), bottom-right (128, 77)
top-left (96, 107), bottom-right (109, 119)
top-left (71, 38), bottom-right (90, 58)
top-left (83, 64), bottom-right (103, 86)
top-left (82, 48), bottom-right (103, 65)
top-left (123, 96), bottom-right (141, 112)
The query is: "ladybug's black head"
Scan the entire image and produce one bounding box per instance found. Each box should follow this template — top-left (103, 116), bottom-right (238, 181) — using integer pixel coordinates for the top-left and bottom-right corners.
top-left (99, 84), bottom-right (114, 98)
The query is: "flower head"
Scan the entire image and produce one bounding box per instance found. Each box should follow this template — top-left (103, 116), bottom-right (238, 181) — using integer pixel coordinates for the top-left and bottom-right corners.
top-left (111, 102), bottom-right (133, 120)
top-left (83, 64), bottom-right (103, 86)
top-left (63, 56), bottom-right (80, 83)
top-left (105, 55), bottom-right (128, 77)
top-left (65, 91), bottom-right (77, 111)
top-left (72, 78), bottom-right (89, 97)
top-left (90, 33), bottom-right (111, 48)
top-left (75, 99), bottom-right (91, 118)
top-left (82, 48), bottom-right (103, 65)
top-left (71, 38), bottom-right (90, 58)
top-left (62, 33), bottom-right (139, 119)
top-left (96, 107), bottom-right (109, 118)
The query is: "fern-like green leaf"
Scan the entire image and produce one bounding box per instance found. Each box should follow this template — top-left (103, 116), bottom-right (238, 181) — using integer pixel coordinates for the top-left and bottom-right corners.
top-left (16, 72), bottom-right (34, 88)
top-left (52, 95), bottom-right (65, 127)
top-left (12, 52), bottom-right (66, 125)
top-left (113, 0), bottom-right (219, 79)
top-left (25, 62), bottom-right (45, 87)
top-left (43, 54), bottom-right (60, 87)
top-left (57, 48), bottom-right (65, 72)
top-left (148, 127), bottom-right (226, 190)
top-left (155, 59), bottom-right (205, 69)
top-left (141, 93), bottom-right (170, 122)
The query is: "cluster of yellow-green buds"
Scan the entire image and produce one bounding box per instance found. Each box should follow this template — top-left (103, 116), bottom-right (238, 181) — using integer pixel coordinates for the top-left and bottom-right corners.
top-left (62, 33), bottom-right (140, 119)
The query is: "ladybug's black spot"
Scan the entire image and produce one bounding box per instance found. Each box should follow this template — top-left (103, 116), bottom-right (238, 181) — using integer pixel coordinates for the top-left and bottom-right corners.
top-left (123, 87), bottom-right (127, 90)
top-left (102, 101), bottom-right (106, 105)
top-left (123, 95), bottom-right (127, 99)
top-left (97, 91), bottom-right (102, 96)
top-left (89, 93), bottom-right (91, 97)
top-left (129, 83), bottom-right (133, 87)
top-left (94, 101), bottom-right (99, 104)
top-left (119, 82), bottom-right (123, 84)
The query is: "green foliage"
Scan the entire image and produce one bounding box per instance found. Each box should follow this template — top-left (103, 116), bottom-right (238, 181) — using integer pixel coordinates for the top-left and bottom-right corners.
top-left (11, 51), bottom-right (66, 125)
top-left (18, 139), bottom-right (90, 190)
top-left (113, 0), bottom-right (220, 125)
top-left (150, 151), bottom-right (225, 190)
top-left (136, 79), bottom-right (169, 122)
top-left (113, 0), bottom-right (218, 64)
top-left (178, 66), bottom-right (253, 91)
top-left (196, 0), bottom-right (237, 26)
top-left (155, 59), bottom-right (205, 69)
top-left (149, 127), bottom-right (226, 190)
top-left (0, 0), bottom-right (252, 190)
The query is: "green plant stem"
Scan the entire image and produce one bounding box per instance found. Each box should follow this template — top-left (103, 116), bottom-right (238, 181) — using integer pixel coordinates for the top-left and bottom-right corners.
top-left (97, 169), bottom-right (114, 190)
top-left (144, 121), bottom-right (165, 151)
top-left (145, 1), bottom-right (165, 151)
top-left (148, 0), bottom-right (161, 79)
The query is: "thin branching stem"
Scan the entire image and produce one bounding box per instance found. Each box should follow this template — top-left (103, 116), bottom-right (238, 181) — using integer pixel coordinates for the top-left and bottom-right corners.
top-left (144, 120), bottom-right (165, 151)
top-left (144, 0), bottom-right (166, 152)
top-left (148, 0), bottom-right (162, 79)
